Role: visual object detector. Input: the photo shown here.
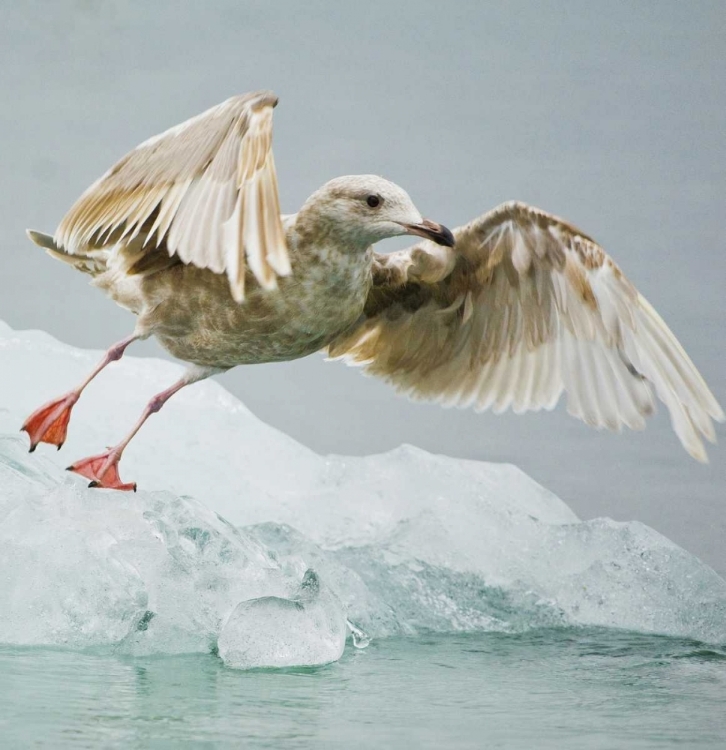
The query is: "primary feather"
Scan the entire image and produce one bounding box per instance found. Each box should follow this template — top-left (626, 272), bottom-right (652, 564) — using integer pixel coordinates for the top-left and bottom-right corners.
top-left (53, 91), bottom-right (289, 302)
top-left (328, 201), bottom-right (724, 462)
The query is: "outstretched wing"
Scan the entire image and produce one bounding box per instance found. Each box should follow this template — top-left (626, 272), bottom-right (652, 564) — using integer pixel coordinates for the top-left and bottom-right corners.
top-left (54, 91), bottom-right (290, 301)
top-left (328, 201), bottom-right (723, 461)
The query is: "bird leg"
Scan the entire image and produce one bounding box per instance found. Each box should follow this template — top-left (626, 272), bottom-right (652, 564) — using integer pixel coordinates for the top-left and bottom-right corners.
top-left (21, 334), bottom-right (139, 451)
top-left (66, 367), bottom-right (217, 491)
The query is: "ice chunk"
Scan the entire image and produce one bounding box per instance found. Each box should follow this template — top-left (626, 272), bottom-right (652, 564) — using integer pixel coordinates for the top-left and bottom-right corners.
top-left (346, 620), bottom-right (371, 649)
top-left (0, 435), bottom-right (291, 654)
top-left (1, 320), bottom-right (726, 650)
top-left (248, 514), bottom-right (726, 643)
top-left (218, 570), bottom-right (346, 669)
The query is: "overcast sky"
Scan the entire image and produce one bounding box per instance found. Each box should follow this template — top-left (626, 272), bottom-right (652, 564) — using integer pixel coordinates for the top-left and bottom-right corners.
top-left (1, 0), bottom-right (724, 572)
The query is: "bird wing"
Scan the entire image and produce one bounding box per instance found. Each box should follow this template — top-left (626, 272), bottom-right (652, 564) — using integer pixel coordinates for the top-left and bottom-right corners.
top-left (327, 201), bottom-right (723, 461)
top-left (54, 91), bottom-right (290, 302)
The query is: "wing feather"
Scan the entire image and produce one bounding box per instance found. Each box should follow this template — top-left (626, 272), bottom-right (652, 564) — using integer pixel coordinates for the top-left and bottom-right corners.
top-left (54, 91), bottom-right (289, 301)
top-left (328, 201), bottom-right (723, 461)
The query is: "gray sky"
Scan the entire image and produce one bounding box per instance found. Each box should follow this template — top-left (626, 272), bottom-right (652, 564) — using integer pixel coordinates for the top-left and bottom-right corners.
top-left (1, 1), bottom-right (724, 572)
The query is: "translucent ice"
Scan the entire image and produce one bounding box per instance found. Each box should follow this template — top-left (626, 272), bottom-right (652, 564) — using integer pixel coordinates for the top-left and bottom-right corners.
top-left (247, 516), bottom-right (726, 642)
top-left (0, 435), bottom-right (299, 654)
top-left (1, 320), bottom-right (726, 656)
top-left (218, 570), bottom-right (347, 669)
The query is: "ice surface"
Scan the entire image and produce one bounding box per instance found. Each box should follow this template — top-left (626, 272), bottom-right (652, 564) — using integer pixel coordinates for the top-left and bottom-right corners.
top-left (248, 517), bottom-right (726, 642)
top-left (0, 434), bottom-right (347, 667)
top-left (1, 320), bottom-right (726, 665)
top-left (218, 570), bottom-right (346, 669)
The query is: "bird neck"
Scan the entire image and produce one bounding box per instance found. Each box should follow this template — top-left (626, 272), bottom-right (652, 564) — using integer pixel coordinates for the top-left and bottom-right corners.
top-left (284, 210), bottom-right (373, 300)
top-left (291, 202), bottom-right (373, 255)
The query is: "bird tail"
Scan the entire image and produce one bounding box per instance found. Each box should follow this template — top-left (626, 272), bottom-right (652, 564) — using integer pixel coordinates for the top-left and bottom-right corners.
top-left (26, 229), bottom-right (106, 275)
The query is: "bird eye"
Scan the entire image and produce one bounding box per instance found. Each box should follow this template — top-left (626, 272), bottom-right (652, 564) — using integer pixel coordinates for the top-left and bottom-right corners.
top-left (366, 194), bottom-right (381, 208)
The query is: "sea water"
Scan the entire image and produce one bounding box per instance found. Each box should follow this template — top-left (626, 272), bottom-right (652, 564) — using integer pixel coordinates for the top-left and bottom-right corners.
top-left (2, 630), bottom-right (725, 749)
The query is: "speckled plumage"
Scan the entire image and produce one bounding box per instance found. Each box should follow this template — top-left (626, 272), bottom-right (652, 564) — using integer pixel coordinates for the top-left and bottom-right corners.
top-left (132, 219), bottom-right (374, 368)
top-left (22, 92), bottom-right (723, 488)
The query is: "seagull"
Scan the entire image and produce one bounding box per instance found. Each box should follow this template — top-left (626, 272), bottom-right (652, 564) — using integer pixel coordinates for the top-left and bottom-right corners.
top-left (22, 90), bottom-right (723, 490)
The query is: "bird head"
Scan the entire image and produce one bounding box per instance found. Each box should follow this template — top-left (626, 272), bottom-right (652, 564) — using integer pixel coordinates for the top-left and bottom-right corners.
top-left (301, 175), bottom-right (454, 250)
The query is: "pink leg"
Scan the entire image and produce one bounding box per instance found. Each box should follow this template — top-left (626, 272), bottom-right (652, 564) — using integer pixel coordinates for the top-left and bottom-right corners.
top-left (66, 366), bottom-right (217, 492)
top-left (21, 334), bottom-right (139, 452)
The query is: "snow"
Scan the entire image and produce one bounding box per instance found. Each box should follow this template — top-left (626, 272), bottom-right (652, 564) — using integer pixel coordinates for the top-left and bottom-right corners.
top-left (1, 321), bottom-right (725, 669)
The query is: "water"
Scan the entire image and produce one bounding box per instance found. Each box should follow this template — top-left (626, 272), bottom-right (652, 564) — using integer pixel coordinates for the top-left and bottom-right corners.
top-left (3, 630), bottom-right (725, 749)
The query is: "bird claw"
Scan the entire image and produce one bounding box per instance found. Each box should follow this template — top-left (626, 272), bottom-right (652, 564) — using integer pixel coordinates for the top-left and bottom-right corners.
top-left (67, 450), bottom-right (137, 492)
top-left (21, 392), bottom-right (79, 451)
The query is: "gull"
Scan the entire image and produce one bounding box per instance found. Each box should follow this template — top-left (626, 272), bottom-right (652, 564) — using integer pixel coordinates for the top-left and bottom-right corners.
top-left (22, 90), bottom-right (723, 490)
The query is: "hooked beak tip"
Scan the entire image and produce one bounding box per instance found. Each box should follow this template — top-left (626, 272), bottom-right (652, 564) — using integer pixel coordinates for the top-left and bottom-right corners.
top-left (402, 219), bottom-right (455, 247)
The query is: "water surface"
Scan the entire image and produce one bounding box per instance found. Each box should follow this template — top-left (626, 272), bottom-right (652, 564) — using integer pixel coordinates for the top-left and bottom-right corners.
top-left (3, 630), bottom-right (725, 749)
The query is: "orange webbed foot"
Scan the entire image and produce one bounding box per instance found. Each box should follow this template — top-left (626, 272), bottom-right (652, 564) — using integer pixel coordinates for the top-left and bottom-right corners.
top-left (67, 450), bottom-right (137, 492)
top-left (21, 392), bottom-right (80, 452)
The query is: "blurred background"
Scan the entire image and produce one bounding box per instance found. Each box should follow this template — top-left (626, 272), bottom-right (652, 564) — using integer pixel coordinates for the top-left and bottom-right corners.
top-left (1, 1), bottom-right (723, 572)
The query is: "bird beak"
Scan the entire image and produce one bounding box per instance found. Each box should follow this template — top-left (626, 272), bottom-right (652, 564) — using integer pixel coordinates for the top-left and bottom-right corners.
top-left (400, 219), bottom-right (455, 247)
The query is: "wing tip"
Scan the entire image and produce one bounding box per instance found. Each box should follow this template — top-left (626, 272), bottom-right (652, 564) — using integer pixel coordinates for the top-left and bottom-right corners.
top-left (246, 90), bottom-right (279, 113)
top-left (688, 442), bottom-right (709, 464)
top-left (27, 229), bottom-right (58, 251)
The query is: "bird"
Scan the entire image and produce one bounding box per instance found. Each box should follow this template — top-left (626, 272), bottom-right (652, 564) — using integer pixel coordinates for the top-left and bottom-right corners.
top-left (21, 90), bottom-right (723, 491)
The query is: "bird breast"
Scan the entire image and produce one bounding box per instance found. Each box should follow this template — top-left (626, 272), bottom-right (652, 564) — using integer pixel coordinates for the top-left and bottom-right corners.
top-left (140, 239), bottom-right (374, 369)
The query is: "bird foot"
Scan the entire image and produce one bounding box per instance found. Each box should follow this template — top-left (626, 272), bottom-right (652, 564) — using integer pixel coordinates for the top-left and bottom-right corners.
top-left (66, 449), bottom-right (137, 492)
top-left (21, 391), bottom-right (79, 451)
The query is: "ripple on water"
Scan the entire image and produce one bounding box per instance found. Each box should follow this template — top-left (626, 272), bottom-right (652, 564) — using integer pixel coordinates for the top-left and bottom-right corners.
top-left (2, 629), bottom-right (726, 749)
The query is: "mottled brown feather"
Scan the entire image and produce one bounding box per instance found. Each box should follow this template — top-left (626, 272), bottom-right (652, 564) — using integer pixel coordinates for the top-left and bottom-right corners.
top-left (53, 91), bottom-right (289, 302)
top-left (328, 201), bottom-right (724, 462)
